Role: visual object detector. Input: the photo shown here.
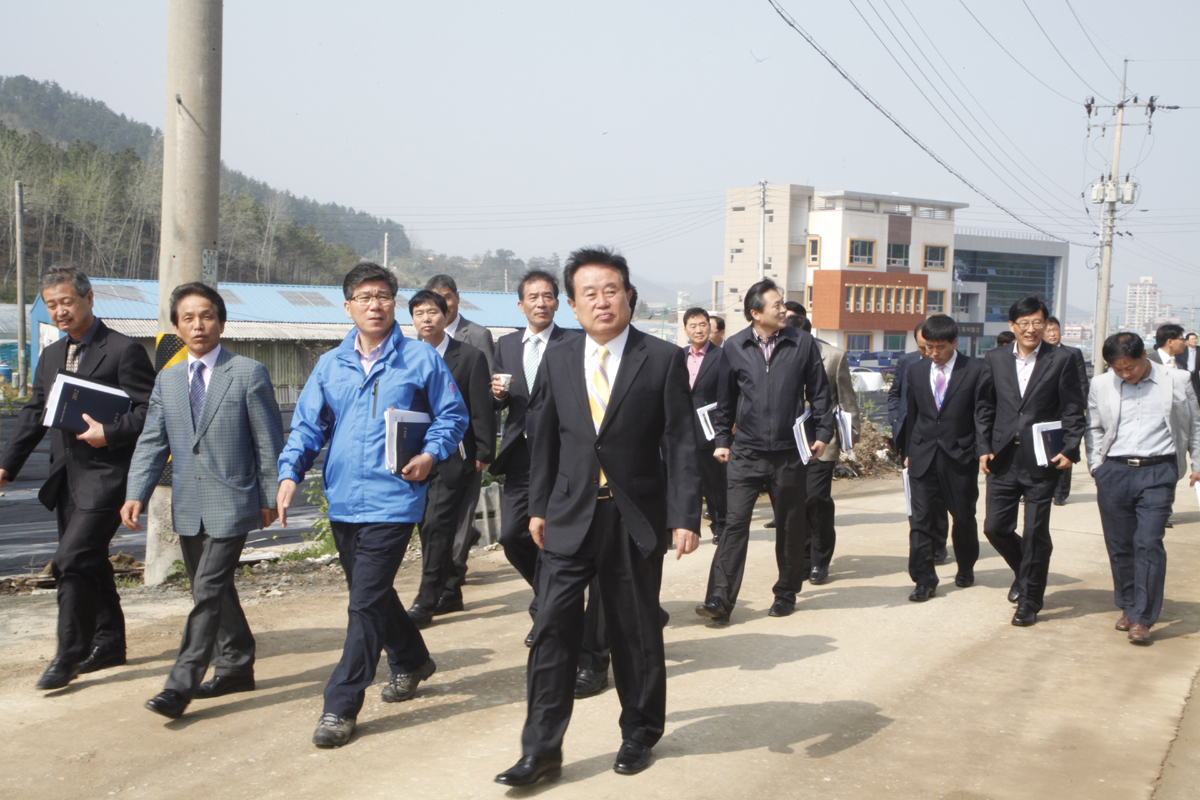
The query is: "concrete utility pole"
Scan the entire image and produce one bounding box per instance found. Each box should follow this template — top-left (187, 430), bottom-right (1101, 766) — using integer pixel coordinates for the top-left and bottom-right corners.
top-left (758, 180), bottom-right (767, 281)
top-left (383, 231), bottom-right (389, 270)
top-left (13, 181), bottom-right (27, 393)
top-left (146, 0), bottom-right (224, 585)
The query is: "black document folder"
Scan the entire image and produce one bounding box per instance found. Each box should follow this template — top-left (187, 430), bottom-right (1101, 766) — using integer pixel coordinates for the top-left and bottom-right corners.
top-left (41, 372), bottom-right (132, 435)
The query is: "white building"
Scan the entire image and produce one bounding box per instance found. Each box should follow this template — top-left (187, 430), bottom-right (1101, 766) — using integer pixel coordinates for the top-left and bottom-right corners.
top-left (1125, 277), bottom-right (1162, 335)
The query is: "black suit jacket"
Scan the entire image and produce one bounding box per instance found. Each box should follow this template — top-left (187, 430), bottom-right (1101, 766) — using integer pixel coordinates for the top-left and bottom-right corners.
top-left (437, 337), bottom-right (495, 489)
top-left (888, 350), bottom-right (923, 456)
top-left (489, 324), bottom-right (578, 476)
top-left (685, 343), bottom-right (728, 454)
top-left (977, 340), bottom-right (1087, 479)
top-left (903, 352), bottom-right (988, 478)
top-left (1172, 350), bottom-right (1200, 400)
top-left (0, 320), bottom-right (155, 510)
top-left (528, 325), bottom-right (701, 558)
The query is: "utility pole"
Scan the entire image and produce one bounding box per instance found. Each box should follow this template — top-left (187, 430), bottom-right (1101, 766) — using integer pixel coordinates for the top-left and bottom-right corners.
top-left (758, 180), bottom-right (767, 280)
top-left (383, 231), bottom-right (389, 270)
top-left (146, 0), bottom-right (223, 586)
top-left (13, 181), bottom-right (27, 393)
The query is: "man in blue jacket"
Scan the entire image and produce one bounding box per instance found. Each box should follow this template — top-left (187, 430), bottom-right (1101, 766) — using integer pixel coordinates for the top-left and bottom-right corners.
top-left (276, 263), bottom-right (468, 749)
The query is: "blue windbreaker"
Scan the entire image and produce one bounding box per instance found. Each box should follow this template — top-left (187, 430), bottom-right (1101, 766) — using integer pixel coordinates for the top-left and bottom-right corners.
top-left (277, 323), bottom-right (469, 523)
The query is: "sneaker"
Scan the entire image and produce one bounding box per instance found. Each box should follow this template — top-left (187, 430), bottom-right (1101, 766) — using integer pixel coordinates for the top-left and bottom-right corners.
top-left (312, 712), bottom-right (356, 748)
top-left (381, 658), bottom-right (437, 703)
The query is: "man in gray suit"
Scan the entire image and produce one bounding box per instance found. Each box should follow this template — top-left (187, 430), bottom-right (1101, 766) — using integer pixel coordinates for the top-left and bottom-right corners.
top-left (122, 282), bottom-right (285, 718)
top-left (425, 274), bottom-right (496, 612)
top-left (1085, 331), bottom-right (1200, 644)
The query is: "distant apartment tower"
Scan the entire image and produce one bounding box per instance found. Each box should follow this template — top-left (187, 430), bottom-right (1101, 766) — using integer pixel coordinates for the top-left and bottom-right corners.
top-left (1125, 277), bottom-right (1161, 335)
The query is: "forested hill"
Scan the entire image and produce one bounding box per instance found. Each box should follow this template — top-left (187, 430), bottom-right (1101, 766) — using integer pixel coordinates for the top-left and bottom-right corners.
top-left (0, 75), bottom-right (410, 266)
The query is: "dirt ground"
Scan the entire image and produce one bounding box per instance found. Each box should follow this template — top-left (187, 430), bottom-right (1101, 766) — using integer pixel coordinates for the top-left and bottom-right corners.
top-left (2, 473), bottom-right (1200, 800)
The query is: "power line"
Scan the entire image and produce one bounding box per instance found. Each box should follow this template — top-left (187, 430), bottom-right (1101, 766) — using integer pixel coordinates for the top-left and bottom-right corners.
top-left (1062, 0), bottom-right (1124, 84)
top-left (765, 0), bottom-right (1091, 246)
top-left (955, 0), bottom-right (1079, 103)
top-left (1021, 0), bottom-right (1113, 101)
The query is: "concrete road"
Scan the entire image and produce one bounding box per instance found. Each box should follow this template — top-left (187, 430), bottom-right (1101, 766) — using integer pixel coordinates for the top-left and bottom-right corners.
top-left (1, 469), bottom-right (1199, 799)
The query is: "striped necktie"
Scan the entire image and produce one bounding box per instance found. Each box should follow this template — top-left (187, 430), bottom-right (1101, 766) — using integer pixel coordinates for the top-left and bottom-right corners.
top-left (524, 336), bottom-right (541, 392)
top-left (65, 341), bottom-right (81, 373)
top-left (588, 345), bottom-right (610, 486)
top-left (190, 362), bottom-right (207, 429)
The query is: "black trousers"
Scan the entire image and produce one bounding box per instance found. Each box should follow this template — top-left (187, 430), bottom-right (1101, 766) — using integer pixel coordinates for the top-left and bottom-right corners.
top-left (908, 451), bottom-right (980, 587)
top-left (982, 449), bottom-right (1059, 611)
top-left (1055, 465), bottom-right (1073, 501)
top-left (499, 465), bottom-right (540, 594)
top-left (804, 459), bottom-right (836, 570)
top-left (165, 531), bottom-right (255, 696)
top-left (52, 481), bottom-right (124, 662)
top-left (706, 445), bottom-right (808, 609)
top-left (522, 499), bottom-right (664, 758)
top-left (1095, 459), bottom-right (1177, 627)
top-left (440, 470), bottom-right (483, 605)
top-left (698, 447), bottom-right (728, 537)
top-left (415, 475), bottom-right (468, 609)
top-left (326, 521), bottom-right (430, 718)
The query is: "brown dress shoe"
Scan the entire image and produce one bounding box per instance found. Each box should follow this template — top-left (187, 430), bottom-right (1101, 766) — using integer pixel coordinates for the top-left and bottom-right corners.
top-left (1115, 614), bottom-right (1130, 632)
top-left (1128, 623), bottom-right (1151, 644)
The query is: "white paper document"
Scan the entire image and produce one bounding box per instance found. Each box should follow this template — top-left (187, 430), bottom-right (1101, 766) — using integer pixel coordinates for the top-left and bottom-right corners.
top-left (696, 402), bottom-right (718, 442)
top-left (384, 408), bottom-right (432, 473)
top-left (834, 405), bottom-right (854, 452)
top-left (1031, 420), bottom-right (1063, 467)
top-left (41, 372), bottom-right (130, 428)
top-left (792, 409), bottom-right (813, 465)
top-left (902, 468), bottom-right (913, 517)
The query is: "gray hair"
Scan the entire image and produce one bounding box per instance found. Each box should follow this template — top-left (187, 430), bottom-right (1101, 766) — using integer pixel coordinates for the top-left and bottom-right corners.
top-left (40, 267), bottom-right (92, 298)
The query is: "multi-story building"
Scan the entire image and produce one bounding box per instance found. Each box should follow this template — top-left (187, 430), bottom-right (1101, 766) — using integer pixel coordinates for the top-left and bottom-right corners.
top-left (713, 183), bottom-right (1069, 355)
top-left (1125, 277), bottom-right (1161, 335)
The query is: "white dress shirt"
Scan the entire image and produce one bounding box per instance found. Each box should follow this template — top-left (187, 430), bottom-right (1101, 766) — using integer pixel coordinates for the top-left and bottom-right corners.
top-left (584, 325), bottom-right (630, 397)
top-left (523, 322), bottom-right (555, 371)
top-left (1157, 348), bottom-right (1177, 370)
top-left (431, 334), bottom-right (450, 358)
top-left (186, 344), bottom-right (222, 390)
top-left (1108, 368), bottom-right (1175, 458)
top-left (1013, 343), bottom-right (1038, 397)
top-left (445, 314), bottom-right (462, 339)
top-left (1189, 346), bottom-right (1197, 372)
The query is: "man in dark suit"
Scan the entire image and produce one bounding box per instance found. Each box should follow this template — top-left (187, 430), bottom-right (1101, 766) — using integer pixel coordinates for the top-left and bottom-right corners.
top-left (1043, 316), bottom-right (1089, 506)
top-left (425, 274), bottom-right (495, 613)
top-left (978, 295), bottom-right (1087, 627)
top-left (121, 283), bottom-right (285, 718)
top-left (709, 315), bottom-right (725, 347)
top-left (903, 315), bottom-right (987, 601)
top-left (682, 307), bottom-right (728, 544)
top-left (0, 267), bottom-right (155, 690)
top-left (1182, 333), bottom-right (1200, 404)
top-left (494, 247), bottom-right (701, 786)
top-left (405, 290), bottom-right (495, 626)
top-left (1149, 323), bottom-right (1187, 374)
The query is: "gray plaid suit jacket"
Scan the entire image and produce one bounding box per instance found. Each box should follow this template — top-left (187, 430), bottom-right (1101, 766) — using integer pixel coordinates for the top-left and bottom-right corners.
top-left (126, 347), bottom-right (285, 538)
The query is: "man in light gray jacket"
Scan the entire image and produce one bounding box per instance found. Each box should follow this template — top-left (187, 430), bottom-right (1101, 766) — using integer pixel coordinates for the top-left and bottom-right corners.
top-left (1085, 332), bottom-right (1200, 645)
top-left (122, 282), bottom-right (284, 718)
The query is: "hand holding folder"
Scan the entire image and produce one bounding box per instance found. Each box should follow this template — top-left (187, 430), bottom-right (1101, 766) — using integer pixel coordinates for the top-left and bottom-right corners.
top-left (385, 408), bottom-right (433, 481)
top-left (42, 372), bottom-right (132, 435)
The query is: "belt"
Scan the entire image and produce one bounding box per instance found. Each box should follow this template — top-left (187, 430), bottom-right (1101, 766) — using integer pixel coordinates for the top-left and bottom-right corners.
top-left (597, 486), bottom-right (613, 500)
top-left (1108, 454), bottom-right (1176, 468)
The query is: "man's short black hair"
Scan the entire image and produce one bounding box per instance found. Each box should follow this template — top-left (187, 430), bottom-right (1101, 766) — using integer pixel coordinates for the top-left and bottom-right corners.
top-left (1009, 295), bottom-right (1048, 322)
top-left (785, 300), bottom-right (807, 318)
top-left (1188, 332), bottom-right (1198, 341)
top-left (425, 274), bottom-right (459, 295)
top-left (786, 314), bottom-right (812, 333)
top-left (170, 282), bottom-right (227, 326)
top-left (1155, 323), bottom-right (1185, 349)
top-left (343, 262), bottom-right (399, 300)
top-left (1103, 331), bottom-right (1145, 363)
top-left (517, 269), bottom-right (559, 299)
top-left (921, 314), bottom-right (958, 343)
top-left (712, 316), bottom-right (725, 332)
top-left (995, 331), bottom-right (1016, 347)
top-left (407, 289), bottom-right (449, 317)
top-left (743, 279), bottom-right (781, 322)
top-left (683, 307), bottom-right (709, 326)
top-left (562, 246), bottom-right (630, 301)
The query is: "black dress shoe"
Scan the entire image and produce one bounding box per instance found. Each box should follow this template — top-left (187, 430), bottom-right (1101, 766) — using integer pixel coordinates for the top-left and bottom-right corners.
top-left (768, 598), bottom-right (795, 617)
top-left (1012, 602), bottom-right (1038, 627)
top-left (712, 534), bottom-right (722, 546)
top-left (955, 573), bottom-right (975, 588)
top-left (1052, 496), bottom-right (1066, 506)
top-left (495, 754), bottom-right (562, 786)
top-left (36, 658), bottom-right (81, 690)
top-left (908, 584), bottom-right (936, 602)
top-left (613, 740), bottom-right (653, 775)
top-left (1007, 581), bottom-right (1021, 604)
top-left (78, 644), bottom-right (126, 675)
top-left (809, 565), bottom-right (829, 585)
top-left (660, 607), bottom-right (670, 628)
top-left (764, 520), bottom-right (777, 529)
top-left (145, 689), bottom-right (190, 719)
top-left (574, 668), bottom-right (608, 698)
top-left (193, 674), bottom-right (255, 699)
top-left (524, 628), bottom-right (535, 647)
top-left (407, 604), bottom-right (433, 628)
top-left (433, 596), bottom-right (464, 615)
top-left (695, 601), bottom-right (730, 625)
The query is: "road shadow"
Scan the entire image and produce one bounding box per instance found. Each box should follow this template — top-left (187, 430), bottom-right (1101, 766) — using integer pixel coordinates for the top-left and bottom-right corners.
top-left (665, 633), bottom-right (835, 679)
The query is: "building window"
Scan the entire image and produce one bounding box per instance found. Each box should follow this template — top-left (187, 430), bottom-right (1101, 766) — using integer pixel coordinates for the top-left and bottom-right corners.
top-left (864, 286), bottom-right (874, 313)
top-left (849, 239), bottom-right (875, 266)
top-left (854, 286), bottom-right (864, 312)
top-left (807, 236), bottom-right (820, 266)
top-left (926, 289), bottom-right (945, 313)
top-left (730, 248), bottom-right (743, 254)
top-left (924, 245), bottom-right (948, 270)
top-left (845, 285), bottom-right (853, 310)
top-left (915, 288), bottom-right (924, 313)
top-left (732, 206), bottom-right (745, 211)
top-left (806, 285), bottom-right (813, 309)
top-left (730, 256), bottom-right (735, 263)
top-left (887, 243), bottom-right (910, 267)
top-left (904, 288), bottom-right (913, 313)
top-left (846, 333), bottom-right (872, 352)
top-left (768, 215), bottom-right (774, 222)
top-left (883, 334), bottom-right (907, 351)
top-left (885, 287), bottom-right (895, 313)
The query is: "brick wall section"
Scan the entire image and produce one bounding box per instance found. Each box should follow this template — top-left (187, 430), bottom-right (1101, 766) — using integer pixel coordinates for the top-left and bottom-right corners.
top-left (810, 269), bottom-right (928, 331)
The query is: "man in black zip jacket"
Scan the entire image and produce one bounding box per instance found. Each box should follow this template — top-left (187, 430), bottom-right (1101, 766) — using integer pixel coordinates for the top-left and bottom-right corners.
top-left (696, 279), bottom-right (834, 624)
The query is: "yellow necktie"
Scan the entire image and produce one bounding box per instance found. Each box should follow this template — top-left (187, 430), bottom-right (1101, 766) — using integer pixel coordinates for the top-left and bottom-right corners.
top-left (588, 345), bottom-right (610, 486)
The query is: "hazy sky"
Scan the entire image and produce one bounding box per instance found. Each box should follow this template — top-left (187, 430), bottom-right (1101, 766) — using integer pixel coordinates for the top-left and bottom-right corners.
top-left (2, 1), bottom-right (1198, 322)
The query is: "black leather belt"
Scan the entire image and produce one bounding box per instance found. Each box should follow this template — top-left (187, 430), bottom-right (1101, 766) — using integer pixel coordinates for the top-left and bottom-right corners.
top-left (597, 486), bottom-right (613, 499)
top-left (1108, 454), bottom-right (1176, 467)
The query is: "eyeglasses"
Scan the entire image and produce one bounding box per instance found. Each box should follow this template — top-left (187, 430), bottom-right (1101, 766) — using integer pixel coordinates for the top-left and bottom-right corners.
top-left (350, 292), bottom-right (395, 306)
top-left (1013, 320), bottom-right (1046, 331)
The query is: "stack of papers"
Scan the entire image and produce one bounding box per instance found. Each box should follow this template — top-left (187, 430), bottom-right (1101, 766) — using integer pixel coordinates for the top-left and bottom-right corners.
top-left (1032, 420), bottom-right (1064, 467)
top-left (696, 402), bottom-right (718, 442)
top-left (41, 372), bottom-right (131, 434)
top-left (902, 468), bottom-right (913, 517)
top-left (834, 405), bottom-right (854, 452)
top-left (385, 408), bottom-right (432, 474)
top-left (792, 409), bottom-right (813, 465)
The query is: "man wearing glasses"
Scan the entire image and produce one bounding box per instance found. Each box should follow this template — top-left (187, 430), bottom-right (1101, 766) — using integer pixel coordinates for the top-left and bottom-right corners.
top-left (276, 263), bottom-right (468, 748)
top-left (1150, 324), bottom-right (1187, 372)
top-left (977, 296), bottom-right (1087, 627)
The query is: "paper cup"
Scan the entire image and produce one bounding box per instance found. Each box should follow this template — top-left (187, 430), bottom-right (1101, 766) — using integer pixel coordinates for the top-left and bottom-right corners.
top-left (496, 374), bottom-right (513, 390)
